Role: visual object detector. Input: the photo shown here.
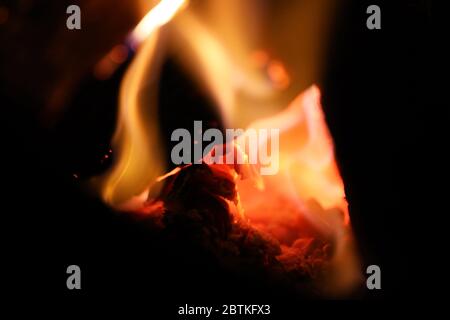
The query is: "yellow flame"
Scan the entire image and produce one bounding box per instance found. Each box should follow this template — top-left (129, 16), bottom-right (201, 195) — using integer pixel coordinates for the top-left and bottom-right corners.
top-left (99, 0), bottom-right (186, 207)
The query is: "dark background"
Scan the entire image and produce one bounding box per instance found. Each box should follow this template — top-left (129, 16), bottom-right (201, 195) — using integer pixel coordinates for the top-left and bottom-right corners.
top-left (1, 0), bottom-right (442, 316)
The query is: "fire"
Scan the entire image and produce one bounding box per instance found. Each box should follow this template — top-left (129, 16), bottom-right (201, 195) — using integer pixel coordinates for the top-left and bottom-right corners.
top-left (96, 0), bottom-right (361, 295)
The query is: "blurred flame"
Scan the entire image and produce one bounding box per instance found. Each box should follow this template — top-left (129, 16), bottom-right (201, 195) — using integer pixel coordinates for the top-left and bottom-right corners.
top-left (131, 0), bottom-right (187, 46)
top-left (100, 30), bottom-right (164, 207)
top-left (238, 86), bottom-right (347, 223)
top-left (236, 86), bottom-right (360, 293)
top-left (97, 0), bottom-right (360, 295)
top-left (98, 0), bottom-right (186, 207)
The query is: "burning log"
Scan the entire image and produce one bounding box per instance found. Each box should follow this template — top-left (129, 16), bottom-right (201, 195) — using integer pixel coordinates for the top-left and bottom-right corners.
top-left (161, 164), bottom-right (235, 239)
top-left (138, 158), bottom-right (335, 295)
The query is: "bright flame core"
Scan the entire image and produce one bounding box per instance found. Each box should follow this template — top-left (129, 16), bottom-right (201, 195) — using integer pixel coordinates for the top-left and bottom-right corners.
top-left (131, 0), bottom-right (187, 46)
top-left (98, 0), bottom-right (361, 295)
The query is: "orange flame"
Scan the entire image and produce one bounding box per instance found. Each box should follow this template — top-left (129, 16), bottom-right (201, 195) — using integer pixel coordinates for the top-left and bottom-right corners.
top-left (236, 85), bottom-right (360, 293)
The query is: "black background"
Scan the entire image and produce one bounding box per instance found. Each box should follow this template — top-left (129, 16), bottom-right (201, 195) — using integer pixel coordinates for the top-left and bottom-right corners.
top-left (1, 0), bottom-right (443, 316)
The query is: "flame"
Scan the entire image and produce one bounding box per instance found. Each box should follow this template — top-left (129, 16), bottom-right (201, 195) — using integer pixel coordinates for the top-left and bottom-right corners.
top-left (169, 0), bottom-right (337, 129)
top-left (238, 85), bottom-right (347, 225)
top-left (131, 0), bottom-right (187, 46)
top-left (97, 0), bottom-right (361, 295)
top-left (98, 0), bottom-right (186, 207)
top-left (235, 85), bottom-right (360, 293)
